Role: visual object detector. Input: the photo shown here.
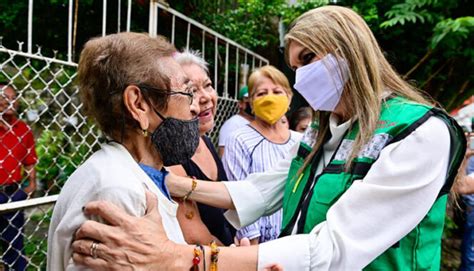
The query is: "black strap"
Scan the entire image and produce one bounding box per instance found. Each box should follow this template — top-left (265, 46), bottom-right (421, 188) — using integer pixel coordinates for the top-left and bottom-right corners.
top-left (279, 131), bottom-right (332, 237)
top-left (279, 149), bottom-right (323, 237)
top-left (294, 131), bottom-right (348, 234)
top-left (323, 161), bottom-right (372, 176)
top-left (430, 108), bottom-right (466, 197)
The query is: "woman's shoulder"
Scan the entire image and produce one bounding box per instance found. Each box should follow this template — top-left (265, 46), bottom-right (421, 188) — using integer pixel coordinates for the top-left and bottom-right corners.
top-left (230, 124), bottom-right (263, 140)
top-left (60, 143), bottom-right (147, 201)
top-left (51, 145), bottom-right (148, 230)
top-left (227, 125), bottom-right (265, 149)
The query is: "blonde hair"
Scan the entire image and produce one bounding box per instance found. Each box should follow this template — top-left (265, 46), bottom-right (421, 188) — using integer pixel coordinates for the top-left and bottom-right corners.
top-left (248, 65), bottom-right (293, 102)
top-left (285, 6), bottom-right (432, 172)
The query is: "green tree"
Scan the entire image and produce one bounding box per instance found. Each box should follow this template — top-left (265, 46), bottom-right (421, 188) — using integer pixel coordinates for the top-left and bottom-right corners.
top-left (1, 0), bottom-right (472, 109)
top-left (374, 0), bottom-right (473, 110)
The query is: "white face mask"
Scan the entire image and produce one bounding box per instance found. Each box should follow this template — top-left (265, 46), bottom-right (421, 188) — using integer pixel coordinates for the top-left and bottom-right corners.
top-left (294, 53), bottom-right (348, 112)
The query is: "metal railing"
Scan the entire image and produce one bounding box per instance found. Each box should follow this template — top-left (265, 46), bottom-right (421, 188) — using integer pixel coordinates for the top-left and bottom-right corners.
top-left (0, 1), bottom-right (268, 269)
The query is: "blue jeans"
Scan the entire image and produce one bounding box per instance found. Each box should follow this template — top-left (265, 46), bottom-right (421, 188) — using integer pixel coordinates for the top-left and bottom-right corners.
top-left (0, 188), bottom-right (27, 271)
top-left (461, 196), bottom-right (474, 271)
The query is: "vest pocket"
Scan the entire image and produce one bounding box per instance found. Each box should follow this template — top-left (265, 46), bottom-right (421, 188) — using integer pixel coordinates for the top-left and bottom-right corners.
top-left (304, 174), bottom-right (348, 231)
top-left (313, 174), bottom-right (345, 205)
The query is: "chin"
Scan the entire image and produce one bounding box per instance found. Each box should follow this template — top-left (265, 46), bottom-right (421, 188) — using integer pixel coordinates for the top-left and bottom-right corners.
top-left (199, 123), bottom-right (214, 135)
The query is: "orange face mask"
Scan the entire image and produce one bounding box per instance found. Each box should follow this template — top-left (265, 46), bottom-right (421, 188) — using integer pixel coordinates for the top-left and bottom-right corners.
top-left (252, 94), bottom-right (289, 125)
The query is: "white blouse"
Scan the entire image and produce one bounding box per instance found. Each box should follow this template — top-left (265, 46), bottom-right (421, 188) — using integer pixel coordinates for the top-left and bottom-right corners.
top-left (223, 115), bottom-right (450, 270)
top-left (47, 142), bottom-right (185, 271)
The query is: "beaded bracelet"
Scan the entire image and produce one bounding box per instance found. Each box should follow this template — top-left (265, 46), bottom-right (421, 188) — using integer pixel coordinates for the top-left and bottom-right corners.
top-left (183, 176), bottom-right (197, 202)
top-left (199, 244), bottom-right (206, 271)
top-left (210, 240), bottom-right (220, 271)
top-left (190, 244), bottom-right (202, 271)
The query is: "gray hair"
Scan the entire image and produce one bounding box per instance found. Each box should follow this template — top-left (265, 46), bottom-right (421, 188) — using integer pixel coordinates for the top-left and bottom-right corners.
top-left (174, 49), bottom-right (209, 73)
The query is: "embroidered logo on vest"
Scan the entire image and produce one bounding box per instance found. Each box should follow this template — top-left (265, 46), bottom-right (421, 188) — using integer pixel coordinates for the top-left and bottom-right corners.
top-left (334, 133), bottom-right (392, 161)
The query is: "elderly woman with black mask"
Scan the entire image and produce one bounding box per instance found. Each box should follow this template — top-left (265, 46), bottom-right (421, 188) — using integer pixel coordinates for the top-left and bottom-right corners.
top-left (47, 32), bottom-right (200, 270)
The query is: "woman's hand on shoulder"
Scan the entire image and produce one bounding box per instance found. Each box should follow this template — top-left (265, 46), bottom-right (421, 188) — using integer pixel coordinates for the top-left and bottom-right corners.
top-left (71, 190), bottom-right (179, 270)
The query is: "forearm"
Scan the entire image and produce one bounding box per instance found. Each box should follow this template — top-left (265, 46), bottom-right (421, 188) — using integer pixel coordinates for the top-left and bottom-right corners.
top-left (24, 166), bottom-right (36, 193)
top-left (24, 164), bottom-right (36, 179)
top-left (168, 175), bottom-right (235, 210)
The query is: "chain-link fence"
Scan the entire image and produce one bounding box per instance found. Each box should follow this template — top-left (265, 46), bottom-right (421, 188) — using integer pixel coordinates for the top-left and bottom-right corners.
top-left (0, 1), bottom-right (267, 269)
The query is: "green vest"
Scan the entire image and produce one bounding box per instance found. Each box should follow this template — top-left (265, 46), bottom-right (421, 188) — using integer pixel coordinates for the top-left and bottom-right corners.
top-left (281, 97), bottom-right (465, 270)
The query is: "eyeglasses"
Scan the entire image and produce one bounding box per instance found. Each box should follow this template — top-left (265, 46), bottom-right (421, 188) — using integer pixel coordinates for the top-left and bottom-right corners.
top-left (137, 84), bottom-right (195, 105)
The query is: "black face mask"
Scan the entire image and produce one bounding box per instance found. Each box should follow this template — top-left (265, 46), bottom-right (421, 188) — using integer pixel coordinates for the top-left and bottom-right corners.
top-left (244, 101), bottom-right (254, 117)
top-left (151, 108), bottom-right (200, 166)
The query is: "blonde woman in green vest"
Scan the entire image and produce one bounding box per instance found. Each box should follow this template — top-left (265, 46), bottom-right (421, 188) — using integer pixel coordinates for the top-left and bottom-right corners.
top-left (71, 6), bottom-right (465, 270)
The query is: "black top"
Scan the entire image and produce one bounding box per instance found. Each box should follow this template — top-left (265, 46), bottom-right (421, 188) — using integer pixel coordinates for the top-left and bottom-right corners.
top-left (181, 136), bottom-right (236, 245)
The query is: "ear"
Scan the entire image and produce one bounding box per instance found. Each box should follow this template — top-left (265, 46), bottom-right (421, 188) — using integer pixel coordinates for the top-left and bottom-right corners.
top-left (123, 85), bottom-right (150, 130)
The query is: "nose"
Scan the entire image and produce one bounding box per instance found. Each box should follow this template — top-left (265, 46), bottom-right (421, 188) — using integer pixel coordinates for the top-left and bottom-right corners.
top-left (199, 89), bottom-right (211, 104)
top-left (190, 96), bottom-right (199, 118)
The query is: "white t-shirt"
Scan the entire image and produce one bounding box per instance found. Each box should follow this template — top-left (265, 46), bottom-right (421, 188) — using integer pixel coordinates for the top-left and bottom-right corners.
top-left (218, 114), bottom-right (250, 147)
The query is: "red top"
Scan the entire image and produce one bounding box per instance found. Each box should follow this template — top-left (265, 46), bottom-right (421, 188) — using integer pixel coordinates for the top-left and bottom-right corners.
top-left (0, 117), bottom-right (37, 185)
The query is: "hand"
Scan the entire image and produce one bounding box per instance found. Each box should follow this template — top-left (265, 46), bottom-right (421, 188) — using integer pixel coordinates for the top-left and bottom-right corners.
top-left (231, 237), bottom-right (251, 247)
top-left (22, 184), bottom-right (35, 197)
top-left (454, 174), bottom-right (474, 195)
top-left (71, 191), bottom-right (180, 270)
top-left (466, 149), bottom-right (474, 158)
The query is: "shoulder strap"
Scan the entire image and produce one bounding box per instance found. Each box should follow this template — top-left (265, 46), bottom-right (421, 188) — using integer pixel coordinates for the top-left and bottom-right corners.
top-left (430, 108), bottom-right (466, 197)
top-left (385, 108), bottom-right (466, 197)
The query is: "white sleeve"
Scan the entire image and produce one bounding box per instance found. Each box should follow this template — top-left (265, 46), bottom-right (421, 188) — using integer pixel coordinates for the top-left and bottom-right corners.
top-left (257, 116), bottom-right (451, 270)
top-left (223, 141), bottom-right (299, 229)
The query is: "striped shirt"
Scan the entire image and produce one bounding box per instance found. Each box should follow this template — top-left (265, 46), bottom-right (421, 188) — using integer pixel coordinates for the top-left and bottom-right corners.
top-left (222, 124), bottom-right (301, 243)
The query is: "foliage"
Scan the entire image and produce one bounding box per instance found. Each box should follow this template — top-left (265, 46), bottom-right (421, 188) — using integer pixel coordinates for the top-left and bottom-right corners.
top-left (36, 129), bottom-right (93, 193)
top-left (24, 211), bottom-right (52, 270)
top-left (431, 16), bottom-right (474, 49)
top-left (175, 0), bottom-right (472, 110)
top-left (375, 0), bottom-right (473, 110)
top-left (279, 0), bottom-right (328, 26)
top-left (380, 0), bottom-right (439, 28)
top-left (443, 211), bottom-right (459, 239)
top-left (180, 0), bottom-right (285, 49)
top-left (1, 0), bottom-right (471, 109)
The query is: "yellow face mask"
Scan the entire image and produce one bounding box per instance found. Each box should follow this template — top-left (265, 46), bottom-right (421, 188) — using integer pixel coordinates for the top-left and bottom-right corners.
top-left (252, 94), bottom-right (289, 125)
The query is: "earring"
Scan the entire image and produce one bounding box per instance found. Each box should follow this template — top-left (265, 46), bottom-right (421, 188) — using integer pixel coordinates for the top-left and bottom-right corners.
top-left (142, 129), bottom-right (148, 137)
